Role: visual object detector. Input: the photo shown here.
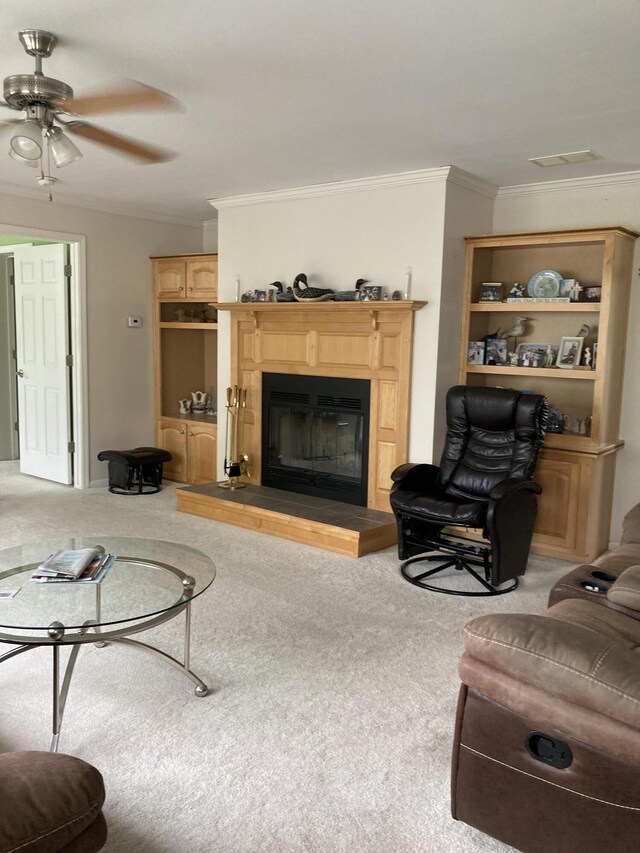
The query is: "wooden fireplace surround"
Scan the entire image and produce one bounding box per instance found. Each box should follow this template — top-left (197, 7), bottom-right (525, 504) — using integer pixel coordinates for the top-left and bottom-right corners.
top-left (217, 301), bottom-right (425, 512)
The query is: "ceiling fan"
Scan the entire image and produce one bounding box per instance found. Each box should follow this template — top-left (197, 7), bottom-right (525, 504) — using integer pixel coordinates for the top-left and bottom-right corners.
top-left (2, 29), bottom-right (179, 196)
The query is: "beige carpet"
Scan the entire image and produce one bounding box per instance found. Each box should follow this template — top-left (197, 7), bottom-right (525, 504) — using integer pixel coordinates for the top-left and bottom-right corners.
top-left (0, 462), bottom-right (575, 852)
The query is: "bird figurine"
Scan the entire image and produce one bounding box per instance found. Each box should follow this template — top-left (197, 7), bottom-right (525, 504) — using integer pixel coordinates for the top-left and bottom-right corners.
top-left (334, 277), bottom-right (367, 301)
top-left (269, 281), bottom-right (295, 302)
top-left (576, 323), bottom-right (591, 338)
top-left (292, 272), bottom-right (334, 302)
top-left (497, 316), bottom-right (528, 340)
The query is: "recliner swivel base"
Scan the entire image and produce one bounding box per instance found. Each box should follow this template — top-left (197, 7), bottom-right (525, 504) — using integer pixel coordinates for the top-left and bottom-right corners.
top-left (401, 549), bottom-right (518, 596)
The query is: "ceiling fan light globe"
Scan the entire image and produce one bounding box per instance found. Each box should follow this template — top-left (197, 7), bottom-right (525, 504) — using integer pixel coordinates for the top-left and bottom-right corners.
top-left (47, 126), bottom-right (82, 167)
top-left (10, 119), bottom-right (43, 160)
top-left (8, 147), bottom-right (39, 167)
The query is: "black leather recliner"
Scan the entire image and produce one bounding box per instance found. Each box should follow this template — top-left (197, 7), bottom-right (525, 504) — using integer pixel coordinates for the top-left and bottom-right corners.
top-left (390, 385), bottom-right (547, 596)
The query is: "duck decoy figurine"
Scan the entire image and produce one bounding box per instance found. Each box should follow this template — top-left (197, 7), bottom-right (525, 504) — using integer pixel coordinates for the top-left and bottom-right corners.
top-left (334, 278), bottom-right (367, 301)
top-left (270, 280), bottom-right (295, 302)
top-left (292, 273), bottom-right (334, 302)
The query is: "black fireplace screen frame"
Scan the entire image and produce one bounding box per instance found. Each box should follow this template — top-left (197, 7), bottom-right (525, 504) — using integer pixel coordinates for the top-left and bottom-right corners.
top-left (261, 372), bottom-right (370, 506)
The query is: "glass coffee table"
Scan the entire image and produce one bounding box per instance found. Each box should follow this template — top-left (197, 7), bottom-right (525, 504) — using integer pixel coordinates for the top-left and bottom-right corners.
top-left (0, 537), bottom-right (215, 752)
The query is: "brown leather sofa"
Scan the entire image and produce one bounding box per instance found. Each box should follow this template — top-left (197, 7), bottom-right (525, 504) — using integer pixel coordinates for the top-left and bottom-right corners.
top-left (451, 502), bottom-right (640, 853)
top-left (0, 751), bottom-right (107, 853)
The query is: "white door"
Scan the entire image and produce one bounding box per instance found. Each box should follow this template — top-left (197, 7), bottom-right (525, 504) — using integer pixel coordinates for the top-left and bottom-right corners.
top-left (13, 244), bottom-right (72, 484)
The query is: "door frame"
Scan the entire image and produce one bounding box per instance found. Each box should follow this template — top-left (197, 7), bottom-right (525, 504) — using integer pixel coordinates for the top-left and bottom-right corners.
top-left (0, 224), bottom-right (88, 489)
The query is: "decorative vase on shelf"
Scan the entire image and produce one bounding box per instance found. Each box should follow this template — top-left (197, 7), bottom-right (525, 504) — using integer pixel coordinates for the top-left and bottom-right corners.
top-left (191, 391), bottom-right (208, 413)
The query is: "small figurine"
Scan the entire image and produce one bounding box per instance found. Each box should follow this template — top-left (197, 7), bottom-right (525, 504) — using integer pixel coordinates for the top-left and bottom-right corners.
top-left (174, 308), bottom-right (187, 322)
top-left (570, 282), bottom-right (583, 301)
top-left (508, 351), bottom-right (519, 366)
top-left (497, 316), bottom-right (528, 340)
top-left (583, 347), bottom-right (592, 367)
top-left (392, 290), bottom-right (402, 301)
top-left (544, 345), bottom-right (555, 367)
top-left (509, 282), bottom-right (526, 298)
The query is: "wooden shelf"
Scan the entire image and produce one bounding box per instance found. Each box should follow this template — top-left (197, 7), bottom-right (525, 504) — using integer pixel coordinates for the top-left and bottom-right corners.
top-left (466, 365), bottom-right (597, 380)
top-left (459, 225), bottom-right (638, 562)
top-left (470, 302), bottom-right (601, 313)
top-left (159, 322), bottom-right (218, 330)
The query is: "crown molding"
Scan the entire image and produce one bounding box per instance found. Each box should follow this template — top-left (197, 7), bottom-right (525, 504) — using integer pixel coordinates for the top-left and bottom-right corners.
top-left (203, 218), bottom-right (218, 229)
top-left (497, 169), bottom-right (640, 199)
top-left (209, 167), bottom-right (456, 209)
top-left (0, 180), bottom-right (203, 228)
top-left (446, 167), bottom-right (499, 199)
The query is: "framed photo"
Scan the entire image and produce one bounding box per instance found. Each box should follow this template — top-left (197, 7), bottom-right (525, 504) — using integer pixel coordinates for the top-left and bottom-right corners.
top-left (254, 290), bottom-right (267, 302)
top-left (484, 337), bottom-right (508, 366)
top-left (578, 285), bottom-right (602, 303)
top-left (559, 278), bottom-right (576, 298)
top-left (515, 342), bottom-right (559, 368)
top-left (558, 336), bottom-right (584, 369)
top-left (467, 341), bottom-right (485, 365)
top-left (479, 282), bottom-right (503, 303)
top-left (360, 285), bottom-right (381, 302)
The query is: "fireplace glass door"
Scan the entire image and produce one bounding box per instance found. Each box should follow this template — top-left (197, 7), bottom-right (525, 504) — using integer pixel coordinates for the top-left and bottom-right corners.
top-left (262, 374), bottom-right (370, 506)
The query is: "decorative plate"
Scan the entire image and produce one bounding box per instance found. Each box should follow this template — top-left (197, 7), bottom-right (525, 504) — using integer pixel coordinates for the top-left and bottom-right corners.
top-left (527, 269), bottom-right (563, 298)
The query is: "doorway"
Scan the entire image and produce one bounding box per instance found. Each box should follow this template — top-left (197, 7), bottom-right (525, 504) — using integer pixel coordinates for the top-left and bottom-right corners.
top-left (0, 227), bottom-right (88, 488)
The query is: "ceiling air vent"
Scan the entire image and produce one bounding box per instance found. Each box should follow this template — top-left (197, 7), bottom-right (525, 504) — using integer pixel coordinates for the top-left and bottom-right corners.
top-left (528, 150), bottom-right (600, 167)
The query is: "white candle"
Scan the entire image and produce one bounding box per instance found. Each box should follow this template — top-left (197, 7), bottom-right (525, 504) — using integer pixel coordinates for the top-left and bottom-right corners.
top-left (235, 277), bottom-right (240, 303)
top-left (404, 267), bottom-right (412, 300)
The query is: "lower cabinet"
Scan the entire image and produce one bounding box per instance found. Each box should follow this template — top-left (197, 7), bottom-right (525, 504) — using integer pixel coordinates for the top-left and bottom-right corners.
top-left (158, 419), bottom-right (217, 485)
top-left (532, 446), bottom-right (618, 563)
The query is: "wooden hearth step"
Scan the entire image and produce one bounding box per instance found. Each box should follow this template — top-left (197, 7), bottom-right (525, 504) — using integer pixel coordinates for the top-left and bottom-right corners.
top-left (175, 483), bottom-right (397, 557)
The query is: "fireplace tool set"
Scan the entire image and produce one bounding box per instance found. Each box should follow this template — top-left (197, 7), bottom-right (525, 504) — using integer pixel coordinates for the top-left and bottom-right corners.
top-left (219, 386), bottom-right (248, 489)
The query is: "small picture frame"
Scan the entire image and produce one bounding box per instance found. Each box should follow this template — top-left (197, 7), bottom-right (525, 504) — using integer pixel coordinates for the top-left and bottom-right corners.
top-left (360, 285), bottom-right (382, 302)
top-left (467, 341), bottom-right (485, 365)
top-left (484, 337), bottom-right (508, 366)
top-left (559, 278), bottom-right (576, 298)
top-left (578, 285), bottom-right (602, 303)
top-left (254, 290), bottom-right (267, 302)
top-left (558, 336), bottom-right (584, 369)
top-left (479, 282), bottom-right (503, 303)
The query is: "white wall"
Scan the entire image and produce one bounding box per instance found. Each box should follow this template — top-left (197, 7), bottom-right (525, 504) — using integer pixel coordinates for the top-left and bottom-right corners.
top-left (214, 169), bottom-right (494, 475)
top-left (435, 180), bottom-right (494, 455)
top-left (0, 190), bottom-right (203, 483)
top-left (494, 174), bottom-right (640, 541)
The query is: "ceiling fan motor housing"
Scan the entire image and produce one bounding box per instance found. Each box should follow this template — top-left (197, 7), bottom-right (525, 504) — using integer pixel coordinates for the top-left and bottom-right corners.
top-left (4, 29), bottom-right (72, 111)
top-left (3, 75), bottom-right (73, 111)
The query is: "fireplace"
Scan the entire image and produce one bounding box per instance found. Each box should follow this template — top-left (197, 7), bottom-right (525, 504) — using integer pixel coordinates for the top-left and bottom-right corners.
top-left (262, 372), bottom-right (370, 506)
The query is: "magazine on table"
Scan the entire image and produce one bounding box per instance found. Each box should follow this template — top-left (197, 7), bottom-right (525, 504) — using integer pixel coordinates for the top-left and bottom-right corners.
top-left (31, 546), bottom-right (116, 583)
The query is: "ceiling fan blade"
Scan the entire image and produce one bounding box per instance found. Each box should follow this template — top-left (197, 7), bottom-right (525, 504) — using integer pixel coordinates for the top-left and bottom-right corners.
top-left (63, 81), bottom-right (181, 116)
top-left (64, 120), bottom-right (174, 164)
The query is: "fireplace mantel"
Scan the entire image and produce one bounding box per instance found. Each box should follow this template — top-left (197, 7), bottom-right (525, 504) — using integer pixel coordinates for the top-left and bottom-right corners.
top-left (218, 300), bottom-right (426, 512)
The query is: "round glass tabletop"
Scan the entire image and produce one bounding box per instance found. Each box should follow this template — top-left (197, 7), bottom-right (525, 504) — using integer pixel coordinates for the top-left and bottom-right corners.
top-left (0, 537), bottom-right (216, 635)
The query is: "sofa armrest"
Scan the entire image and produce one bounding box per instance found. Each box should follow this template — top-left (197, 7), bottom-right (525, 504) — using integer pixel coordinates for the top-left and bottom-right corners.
top-left (607, 565), bottom-right (640, 612)
top-left (462, 607), bottom-right (640, 731)
top-left (620, 502), bottom-right (640, 545)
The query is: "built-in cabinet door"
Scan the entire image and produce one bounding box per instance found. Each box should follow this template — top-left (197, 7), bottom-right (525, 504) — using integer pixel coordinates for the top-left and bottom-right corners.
top-left (158, 420), bottom-right (188, 481)
top-left (187, 424), bottom-right (217, 484)
top-left (155, 261), bottom-right (186, 299)
top-left (186, 258), bottom-right (217, 301)
top-left (533, 451), bottom-right (584, 553)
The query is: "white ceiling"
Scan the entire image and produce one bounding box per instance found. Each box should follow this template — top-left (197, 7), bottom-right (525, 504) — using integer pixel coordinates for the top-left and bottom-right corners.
top-left (1, 0), bottom-right (639, 222)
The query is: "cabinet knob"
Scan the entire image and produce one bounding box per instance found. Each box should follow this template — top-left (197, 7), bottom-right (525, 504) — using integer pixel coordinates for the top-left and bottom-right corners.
top-left (188, 286), bottom-right (193, 291)
top-left (179, 286), bottom-right (184, 291)
top-left (189, 431), bottom-right (193, 436)
top-left (179, 429), bottom-right (185, 434)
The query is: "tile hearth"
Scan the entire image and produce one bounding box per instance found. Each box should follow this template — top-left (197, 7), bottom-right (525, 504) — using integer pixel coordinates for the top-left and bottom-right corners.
top-left (176, 483), bottom-right (397, 557)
